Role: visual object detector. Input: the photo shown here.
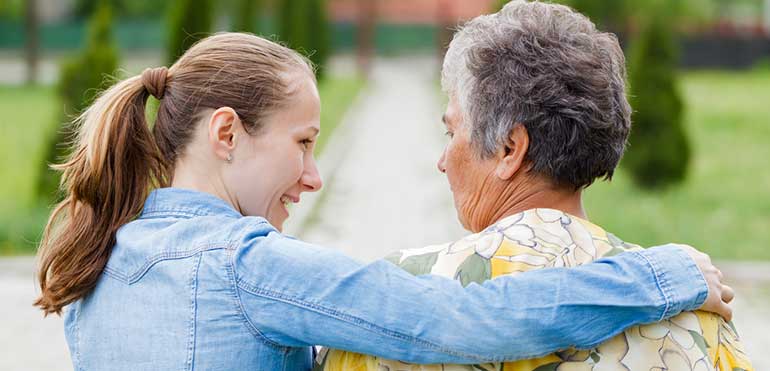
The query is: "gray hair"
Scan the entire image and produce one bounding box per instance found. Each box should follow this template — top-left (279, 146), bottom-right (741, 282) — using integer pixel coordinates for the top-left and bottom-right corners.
top-left (441, 0), bottom-right (631, 189)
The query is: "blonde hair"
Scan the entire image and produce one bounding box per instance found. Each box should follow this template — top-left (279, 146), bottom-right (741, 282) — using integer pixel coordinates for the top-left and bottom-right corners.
top-left (35, 33), bottom-right (313, 315)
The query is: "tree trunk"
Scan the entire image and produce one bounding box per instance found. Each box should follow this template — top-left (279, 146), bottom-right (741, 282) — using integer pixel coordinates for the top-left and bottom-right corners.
top-left (356, 0), bottom-right (376, 77)
top-left (436, 0), bottom-right (456, 60)
top-left (25, 0), bottom-right (39, 85)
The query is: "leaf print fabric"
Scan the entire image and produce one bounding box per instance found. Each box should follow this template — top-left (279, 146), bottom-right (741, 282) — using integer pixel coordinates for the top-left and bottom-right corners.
top-left (315, 209), bottom-right (754, 371)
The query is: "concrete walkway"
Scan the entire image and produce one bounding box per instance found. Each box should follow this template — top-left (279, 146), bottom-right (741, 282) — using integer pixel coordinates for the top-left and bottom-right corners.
top-left (285, 56), bottom-right (466, 258)
top-left (0, 257), bottom-right (71, 371)
top-left (2, 56), bottom-right (768, 370)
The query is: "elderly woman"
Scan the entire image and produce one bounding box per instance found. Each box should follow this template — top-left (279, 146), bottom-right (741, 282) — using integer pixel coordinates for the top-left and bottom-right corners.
top-left (316, 1), bottom-right (753, 370)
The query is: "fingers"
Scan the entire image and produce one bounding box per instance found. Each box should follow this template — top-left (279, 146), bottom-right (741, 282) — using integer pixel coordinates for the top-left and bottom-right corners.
top-left (682, 244), bottom-right (736, 321)
top-left (717, 301), bottom-right (733, 322)
top-left (722, 284), bottom-right (735, 304)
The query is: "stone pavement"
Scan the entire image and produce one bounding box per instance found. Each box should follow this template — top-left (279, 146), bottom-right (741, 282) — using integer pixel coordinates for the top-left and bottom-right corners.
top-left (1, 56), bottom-right (768, 370)
top-left (0, 257), bottom-right (71, 371)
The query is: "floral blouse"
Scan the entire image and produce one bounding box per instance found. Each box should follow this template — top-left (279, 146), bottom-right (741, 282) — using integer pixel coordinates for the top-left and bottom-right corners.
top-left (314, 208), bottom-right (754, 371)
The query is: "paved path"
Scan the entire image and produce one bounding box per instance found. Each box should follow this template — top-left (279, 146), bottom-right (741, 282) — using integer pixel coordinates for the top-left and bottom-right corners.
top-left (285, 56), bottom-right (466, 258)
top-left (0, 257), bottom-right (71, 371)
top-left (2, 56), bottom-right (768, 370)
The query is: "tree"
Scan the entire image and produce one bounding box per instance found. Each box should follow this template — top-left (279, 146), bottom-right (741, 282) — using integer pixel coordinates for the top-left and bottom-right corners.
top-left (233, 0), bottom-right (259, 34)
top-left (279, 0), bottom-right (330, 79)
top-left (166, 0), bottom-right (214, 64)
top-left (38, 0), bottom-right (119, 200)
top-left (623, 15), bottom-right (690, 189)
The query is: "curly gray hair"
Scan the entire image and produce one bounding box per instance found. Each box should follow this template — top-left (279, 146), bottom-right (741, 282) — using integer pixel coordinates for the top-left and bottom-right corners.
top-left (441, 0), bottom-right (631, 189)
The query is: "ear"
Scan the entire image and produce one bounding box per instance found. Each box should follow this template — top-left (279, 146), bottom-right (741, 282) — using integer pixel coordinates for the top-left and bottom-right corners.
top-left (495, 124), bottom-right (530, 180)
top-left (207, 107), bottom-right (241, 162)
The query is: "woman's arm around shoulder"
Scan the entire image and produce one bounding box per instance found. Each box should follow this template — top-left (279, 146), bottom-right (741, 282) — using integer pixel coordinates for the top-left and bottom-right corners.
top-left (231, 232), bottom-right (723, 363)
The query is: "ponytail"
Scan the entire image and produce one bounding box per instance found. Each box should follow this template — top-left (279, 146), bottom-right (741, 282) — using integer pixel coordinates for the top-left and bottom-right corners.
top-left (35, 72), bottom-right (168, 315)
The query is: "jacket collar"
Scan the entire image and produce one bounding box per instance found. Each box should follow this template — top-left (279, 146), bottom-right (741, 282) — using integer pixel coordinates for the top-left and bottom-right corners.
top-left (139, 187), bottom-right (243, 219)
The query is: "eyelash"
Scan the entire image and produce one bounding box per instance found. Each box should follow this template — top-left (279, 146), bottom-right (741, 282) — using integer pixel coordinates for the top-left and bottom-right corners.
top-left (444, 131), bottom-right (454, 138)
top-left (300, 139), bottom-right (314, 151)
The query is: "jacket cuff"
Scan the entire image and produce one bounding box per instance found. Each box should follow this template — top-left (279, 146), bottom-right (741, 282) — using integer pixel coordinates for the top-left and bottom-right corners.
top-left (634, 244), bottom-right (709, 321)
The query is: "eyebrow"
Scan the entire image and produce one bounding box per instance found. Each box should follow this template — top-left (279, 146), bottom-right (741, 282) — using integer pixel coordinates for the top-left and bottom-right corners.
top-left (441, 114), bottom-right (448, 125)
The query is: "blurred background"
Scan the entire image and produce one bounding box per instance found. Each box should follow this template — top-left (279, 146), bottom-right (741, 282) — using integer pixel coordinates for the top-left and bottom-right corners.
top-left (0, 0), bottom-right (768, 370)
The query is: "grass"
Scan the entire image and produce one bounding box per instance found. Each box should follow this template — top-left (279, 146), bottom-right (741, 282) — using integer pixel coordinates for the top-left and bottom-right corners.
top-left (585, 69), bottom-right (770, 260)
top-left (317, 76), bottom-right (365, 154)
top-left (0, 85), bottom-right (58, 255)
top-left (0, 75), bottom-right (364, 255)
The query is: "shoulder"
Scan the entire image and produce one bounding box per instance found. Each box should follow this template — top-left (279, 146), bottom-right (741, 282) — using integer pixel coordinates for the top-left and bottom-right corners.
top-left (384, 209), bottom-right (643, 284)
top-left (108, 214), bottom-right (273, 281)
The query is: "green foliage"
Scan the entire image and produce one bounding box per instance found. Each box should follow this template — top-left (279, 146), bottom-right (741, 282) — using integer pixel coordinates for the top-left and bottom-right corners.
top-left (493, 0), bottom-right (630, 30)
top-left (494, 0), bottom-right (712, 30)
top-left (278, 0), bottom-right (330, 79)
top-left (557, 0), bottom-right (630, 29)
top-left (38, 0), bottom-right (119, 200)
top-left (0, 0), bottom-right (23, 20)
top-left (166, 0), bottom-right (213, 64)
top-left (623, 15), bottom-right (690, 189)
top-left (74, 0), bottom-right (169, 20)
top-left (233, 0), bottom-right (260, 34)
top-left (753, 58), bottom-right (770, 72)
top-left (59, 0), bottom-right (119, 114)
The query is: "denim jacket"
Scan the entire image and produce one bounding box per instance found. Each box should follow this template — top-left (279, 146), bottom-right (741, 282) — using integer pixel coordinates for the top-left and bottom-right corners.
top-left (64, 188), bottom-right (708, 370)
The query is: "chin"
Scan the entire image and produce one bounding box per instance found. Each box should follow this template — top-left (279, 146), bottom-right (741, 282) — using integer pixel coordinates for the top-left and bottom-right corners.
top-left (267, 218), bottom-right (284, 231)
top-left (454, 209), bottom-right (471, 232)
top-left (271, 217), bottom-right (287, 232)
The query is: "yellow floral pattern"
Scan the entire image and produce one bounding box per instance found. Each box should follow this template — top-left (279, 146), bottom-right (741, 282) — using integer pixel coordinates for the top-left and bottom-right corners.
top-left (315, 209), bottom-right (754, 371)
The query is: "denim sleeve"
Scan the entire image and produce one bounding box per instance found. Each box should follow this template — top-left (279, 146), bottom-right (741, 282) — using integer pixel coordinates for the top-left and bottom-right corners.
top-left (232, 233), bottom-right (708, 363)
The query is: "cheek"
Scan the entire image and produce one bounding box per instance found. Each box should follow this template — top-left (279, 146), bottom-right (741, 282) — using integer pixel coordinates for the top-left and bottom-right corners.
top-left (230, 161), bottom-right (272, 214)
top-left (446, 141), bottom-right (471, 186)
top-left (269, 143), bottom-right (307, 192)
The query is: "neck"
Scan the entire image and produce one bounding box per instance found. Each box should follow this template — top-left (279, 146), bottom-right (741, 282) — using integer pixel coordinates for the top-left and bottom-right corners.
top-left (170, 161), bottom-right (242, 214)
top-left (467, 174), bottom-right (586, 232)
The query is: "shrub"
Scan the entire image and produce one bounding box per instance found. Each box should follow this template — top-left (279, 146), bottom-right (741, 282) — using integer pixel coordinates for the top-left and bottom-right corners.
top-left (623, 16), bottom-right (691, 189)
top-left (233, 0), bottom-right (259, 34)
top-left (38, 0), bottom-right (118, 200)
top-left (166, 0), bottom-right (213, 64)
top-left (278, 0), bottom-right (330, 79)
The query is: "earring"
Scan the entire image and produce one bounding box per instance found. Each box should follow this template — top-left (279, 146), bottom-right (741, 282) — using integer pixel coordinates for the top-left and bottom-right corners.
top-left (226, 153), bottom-right (233, 163)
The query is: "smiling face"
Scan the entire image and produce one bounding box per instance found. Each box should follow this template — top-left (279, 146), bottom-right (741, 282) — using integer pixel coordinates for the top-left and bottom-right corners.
top-left (223, 74), bottom-right (323, 230)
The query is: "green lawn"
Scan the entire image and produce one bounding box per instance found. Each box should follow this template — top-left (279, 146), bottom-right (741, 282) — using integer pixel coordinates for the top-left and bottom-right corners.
top-left (585, 69), bottom-right (770, 260)
top-left (317, 76), bottom-right (365, 154)
top-left (0, 76), bottom-right (363, 255)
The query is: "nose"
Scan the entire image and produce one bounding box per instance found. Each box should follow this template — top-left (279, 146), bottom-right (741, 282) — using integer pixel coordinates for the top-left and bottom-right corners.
top-left (301, 157), bottom-right (323, 192)
top-left (437, 149), bottom-right (447, 174)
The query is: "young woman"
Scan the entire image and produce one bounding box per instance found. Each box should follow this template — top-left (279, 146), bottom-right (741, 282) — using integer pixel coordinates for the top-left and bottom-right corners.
top-left (35, 33), bottom-right (729, 370)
